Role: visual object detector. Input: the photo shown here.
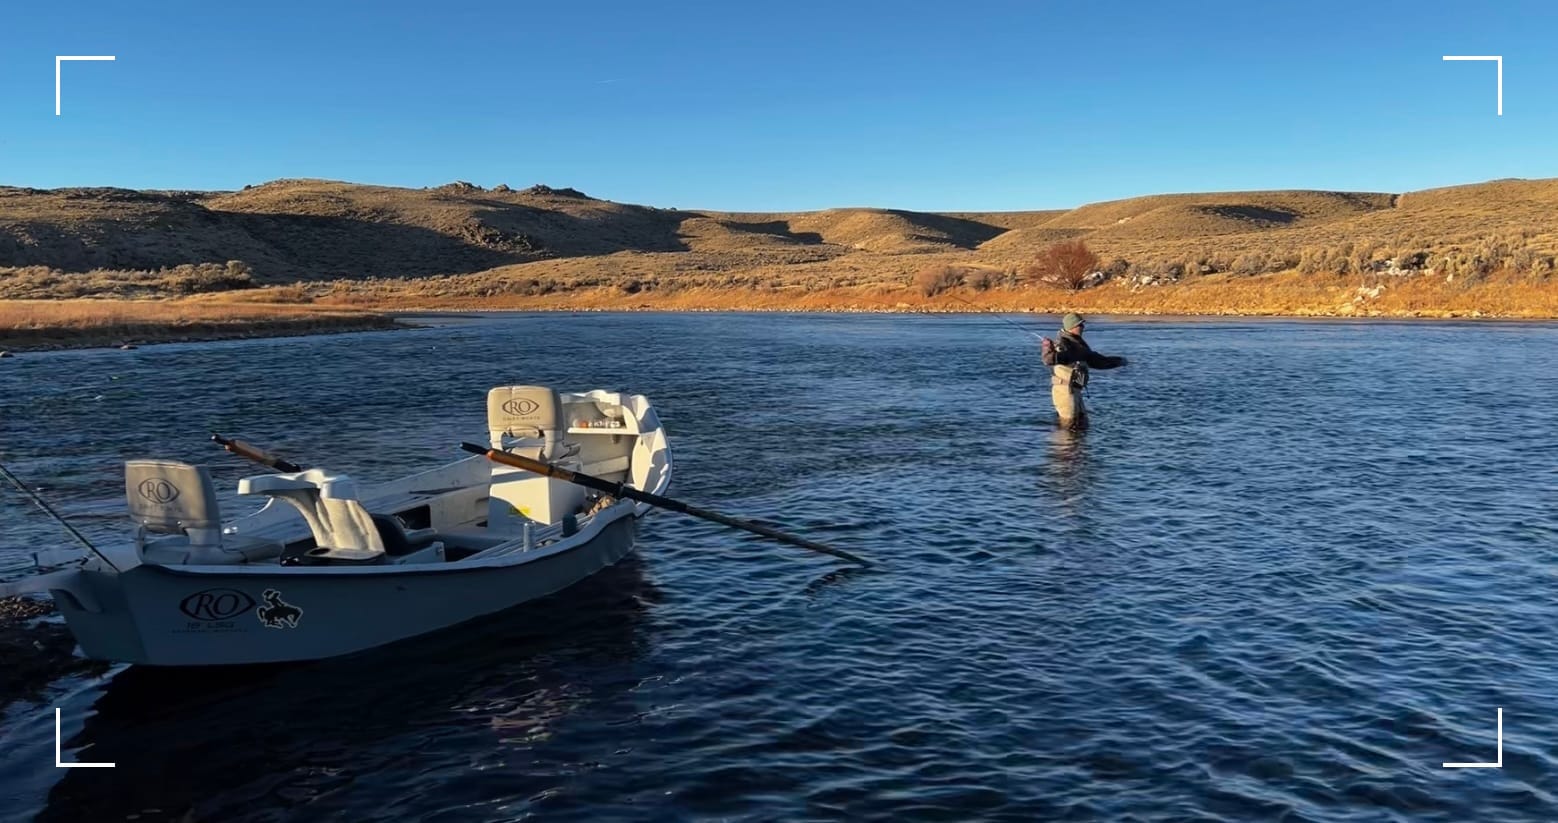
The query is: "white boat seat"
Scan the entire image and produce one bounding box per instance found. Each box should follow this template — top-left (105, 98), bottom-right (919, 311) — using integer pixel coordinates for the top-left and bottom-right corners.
top-left (486, 385), bottom-right (587, 527)
top-left (239, 469), bottom-right (385, 562)
top-left (125, 459), bottom-right (283, 564)
top-left (487, 385), bottom-right (578, 462)
top-left (127, 459), bottom-right (223, 547)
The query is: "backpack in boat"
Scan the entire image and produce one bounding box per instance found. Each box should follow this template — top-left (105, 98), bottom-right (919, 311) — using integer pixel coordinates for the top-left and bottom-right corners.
top-left (1040, 336), bottom-right (1057, 367)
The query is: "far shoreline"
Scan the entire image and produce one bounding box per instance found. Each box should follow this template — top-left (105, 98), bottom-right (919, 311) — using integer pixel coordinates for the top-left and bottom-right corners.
top-left (1, 306), bottom-right (1548, 356)
top-left (4, 277), bottom-right (1555, 355)
top-left (0, 311), bottom-right (407, 354)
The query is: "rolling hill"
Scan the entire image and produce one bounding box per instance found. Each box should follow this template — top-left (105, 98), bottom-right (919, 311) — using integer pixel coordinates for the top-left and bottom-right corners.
top-left (2, 176), bottom-right (1556, 300)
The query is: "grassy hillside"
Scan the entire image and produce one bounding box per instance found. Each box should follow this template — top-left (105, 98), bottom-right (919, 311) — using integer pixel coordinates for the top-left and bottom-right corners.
top-left (1040, 190), bottom-right (1394, 231)
top-left (1, 177), bottom-right (1555, 318)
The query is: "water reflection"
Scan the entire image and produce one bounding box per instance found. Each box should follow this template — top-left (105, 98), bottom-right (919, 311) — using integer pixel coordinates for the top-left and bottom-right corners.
top-left (800, 563), bottom-right (874, 598)
top-left (39, 556), bottom-right (659, 822)
top-left (1045, 425), bottom-right (1092, 514)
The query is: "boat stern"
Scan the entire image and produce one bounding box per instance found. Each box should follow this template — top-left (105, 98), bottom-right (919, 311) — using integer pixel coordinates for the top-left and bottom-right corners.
top-left (46, 568), bottom-right (155, 664)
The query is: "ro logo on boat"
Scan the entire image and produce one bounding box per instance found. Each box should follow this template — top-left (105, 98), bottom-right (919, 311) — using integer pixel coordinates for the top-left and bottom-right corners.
top-left (137, 477), bottom-right (180, 505)
top-left (502, 398), bottom-right (540, 416)
top-left (179, 588), bottom-right (257, 621)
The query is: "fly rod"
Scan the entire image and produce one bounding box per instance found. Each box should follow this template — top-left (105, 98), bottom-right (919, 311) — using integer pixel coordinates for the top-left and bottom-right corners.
top-left (0, 459), bottom-right (123, 572)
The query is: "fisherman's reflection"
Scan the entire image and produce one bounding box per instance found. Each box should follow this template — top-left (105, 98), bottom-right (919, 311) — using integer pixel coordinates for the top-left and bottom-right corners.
top-left (1045, 425), bottom-right (1092, 517)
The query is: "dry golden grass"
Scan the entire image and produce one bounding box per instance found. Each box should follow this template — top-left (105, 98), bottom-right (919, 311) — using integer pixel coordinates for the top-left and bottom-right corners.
top-left (0, 297), bottom-right (395, 350)
top-left (1041, 189), bottom-right (1394, 231)
top-left (2, 266), bottom-right (1551, 353)
top-left (2, 177), bottom-right (1557, 329)
top-left (940, 210), bottom-right (1068, 231)
top-left (294, 268), bottom-right (1556, 320)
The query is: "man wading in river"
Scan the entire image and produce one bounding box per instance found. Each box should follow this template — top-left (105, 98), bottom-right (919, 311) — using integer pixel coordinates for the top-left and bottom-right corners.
top-left (1041, 313), bottom-right (1127, 429)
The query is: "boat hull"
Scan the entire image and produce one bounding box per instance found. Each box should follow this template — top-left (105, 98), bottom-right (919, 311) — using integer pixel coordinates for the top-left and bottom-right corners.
top-left (54, 515), bottom-right (640, 666)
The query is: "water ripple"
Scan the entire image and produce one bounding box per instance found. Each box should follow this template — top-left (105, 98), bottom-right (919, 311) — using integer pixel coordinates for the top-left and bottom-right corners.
top-left (1, 315), bottom-right (1556, 821)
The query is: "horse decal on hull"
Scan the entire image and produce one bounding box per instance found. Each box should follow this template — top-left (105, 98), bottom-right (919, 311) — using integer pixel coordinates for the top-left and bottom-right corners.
top-left (257, 589), bottom-right (303, 629)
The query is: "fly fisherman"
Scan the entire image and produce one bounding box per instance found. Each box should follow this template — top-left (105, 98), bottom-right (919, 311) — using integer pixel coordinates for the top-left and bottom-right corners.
top-left (1042, 313), bottom-right (1127, 429)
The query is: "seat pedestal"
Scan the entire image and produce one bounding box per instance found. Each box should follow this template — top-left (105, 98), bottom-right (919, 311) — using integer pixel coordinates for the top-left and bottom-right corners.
top-left (239, 470), bottom-right (385, 562)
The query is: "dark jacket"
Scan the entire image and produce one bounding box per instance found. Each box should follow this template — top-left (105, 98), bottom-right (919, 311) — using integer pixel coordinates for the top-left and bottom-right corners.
top-left (1054, 331), bottom-right (1124, 370)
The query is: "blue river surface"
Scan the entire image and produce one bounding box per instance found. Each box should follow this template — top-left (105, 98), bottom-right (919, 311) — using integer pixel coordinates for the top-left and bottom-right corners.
top-left (0, 312), bottom-right (1556, 822)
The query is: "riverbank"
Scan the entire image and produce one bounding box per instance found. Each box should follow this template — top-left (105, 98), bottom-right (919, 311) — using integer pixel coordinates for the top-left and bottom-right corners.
top-left (2, 269), bottom-right (1553, 354)
top-left (0, 597), bottom-right (107, 710)
top-left (324, 267), bottom-right (1558, 318)
top-left (0, 299), bottom-right (404, 353)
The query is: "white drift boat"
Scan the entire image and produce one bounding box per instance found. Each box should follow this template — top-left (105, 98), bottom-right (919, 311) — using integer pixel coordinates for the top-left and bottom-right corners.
top-left (0, 386), bottom-right (671, 666)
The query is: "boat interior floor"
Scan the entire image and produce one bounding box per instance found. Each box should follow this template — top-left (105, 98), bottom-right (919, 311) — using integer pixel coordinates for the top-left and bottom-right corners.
top-left (271, 515), bottom-right (521, 566)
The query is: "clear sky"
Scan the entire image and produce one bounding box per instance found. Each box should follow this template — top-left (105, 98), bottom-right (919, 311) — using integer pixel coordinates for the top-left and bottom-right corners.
top-left (0, 1), bottom-right (1553, 210)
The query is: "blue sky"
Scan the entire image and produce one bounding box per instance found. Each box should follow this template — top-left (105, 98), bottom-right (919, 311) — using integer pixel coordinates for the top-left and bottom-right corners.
top-left (0, 1), bottom-right (1552, 210)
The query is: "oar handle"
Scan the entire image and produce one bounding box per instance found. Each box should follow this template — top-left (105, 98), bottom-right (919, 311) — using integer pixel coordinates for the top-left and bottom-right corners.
top-left (212, 433), bottom-right (303, 473)
top-left (459, 442), bottom-right (871, 566)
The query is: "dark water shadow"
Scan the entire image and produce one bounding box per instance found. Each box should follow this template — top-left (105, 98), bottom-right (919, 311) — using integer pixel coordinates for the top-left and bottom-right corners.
top-left (37, 555), bottom-right (660, 822)
top-left (1045, 424), bottom-right (1093, 508)
top-left (800, 563), bottom-right (875, 597)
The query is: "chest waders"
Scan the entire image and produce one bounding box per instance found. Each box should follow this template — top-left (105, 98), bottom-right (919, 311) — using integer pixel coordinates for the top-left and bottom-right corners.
top-left (1050, 363), bottom-right (1089, 429)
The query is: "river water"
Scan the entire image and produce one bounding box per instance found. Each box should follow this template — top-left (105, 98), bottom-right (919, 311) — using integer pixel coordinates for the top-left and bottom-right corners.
top-left (1, 313), bottom-right (1556, 821)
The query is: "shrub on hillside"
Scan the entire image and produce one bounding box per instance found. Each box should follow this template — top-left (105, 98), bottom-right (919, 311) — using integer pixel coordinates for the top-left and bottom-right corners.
top-left (0, 261), bottom-right (256, 299)
top-left (966, 269), bottom-right (996, 291)
top-left (1437, 249), bottom-right (1493, 282)
top-left (916, 265), bottom-right (964, 297)
top-left (1297, 247), bottom-right (1326, 274)
top-left (1351, 241), bottom-right (1380, 274)
top-left (1024, 240), bottom-right (1099, 290)
top-left (1508, 247), bottom-right (1545, 272)
top-left (1231, 252), bottom-right (1268, 276)
top-left (162, 262), bottom-right (256, 295)
top-left (244, 284), bottom-right (315, 304)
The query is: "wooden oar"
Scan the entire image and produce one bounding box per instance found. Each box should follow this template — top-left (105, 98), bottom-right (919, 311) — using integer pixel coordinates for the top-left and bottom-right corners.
top-left (459, 442), bottom-right (871, 567)
top-left (211, 433), bottom-right (303, 473)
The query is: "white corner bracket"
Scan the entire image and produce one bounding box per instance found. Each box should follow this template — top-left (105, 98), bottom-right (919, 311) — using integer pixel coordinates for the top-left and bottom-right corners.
top-left (55, 708), bottom-right (114, 768)
top-left (55, 55), bottom-right (116, 116)
top-left (1441, 55), bottom-right (1502, 116)
top-left (1443, 707), bottom-right (1502, 769)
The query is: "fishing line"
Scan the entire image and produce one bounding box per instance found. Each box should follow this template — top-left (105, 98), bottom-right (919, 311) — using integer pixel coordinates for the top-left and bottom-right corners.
top-left (945, 295), bottom-right (1059, 409)
top-left (947, 295), bottom-right (1047, 341)
top-left (0, 459), bottom-right (121, 571)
